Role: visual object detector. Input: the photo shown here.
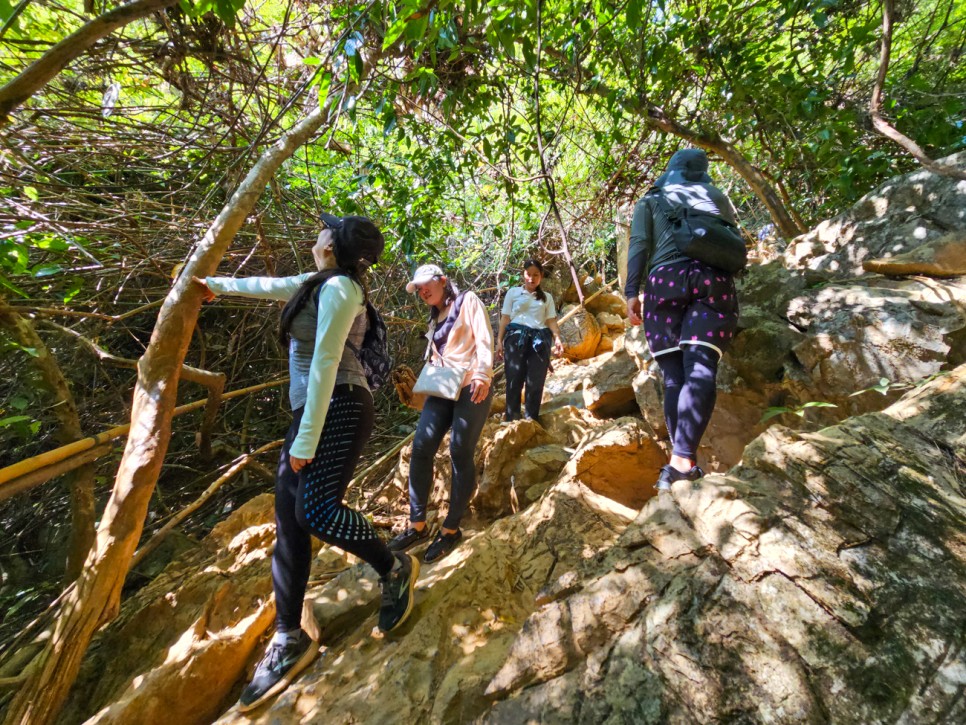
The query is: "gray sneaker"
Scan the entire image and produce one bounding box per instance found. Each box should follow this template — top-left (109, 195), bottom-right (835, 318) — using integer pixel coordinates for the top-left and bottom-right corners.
top-left (238, 630), bottom-right (317, 712)
top-left (378, 552), bottom-right (420, 633)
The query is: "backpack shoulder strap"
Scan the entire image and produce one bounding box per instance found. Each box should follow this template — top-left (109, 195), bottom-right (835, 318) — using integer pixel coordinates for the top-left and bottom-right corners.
top-left (647, 186), bottom-right (681, 220)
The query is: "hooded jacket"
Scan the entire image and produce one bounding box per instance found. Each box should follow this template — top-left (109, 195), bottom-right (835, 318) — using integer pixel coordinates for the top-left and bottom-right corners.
top-left (624, 149), bottom-right (738, 298)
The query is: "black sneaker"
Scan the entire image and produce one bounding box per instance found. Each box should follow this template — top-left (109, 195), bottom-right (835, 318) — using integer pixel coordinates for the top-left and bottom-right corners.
top-left (238, 630), bottom-right (317, 712)
top-left (378, 552), bottom-right (420, 633)
top-left (388, 526), bottom-right (431, 552)
top-left (655, 464), bottom-right (704, 492)
top-left (423, 529), bottom-right (463, 563)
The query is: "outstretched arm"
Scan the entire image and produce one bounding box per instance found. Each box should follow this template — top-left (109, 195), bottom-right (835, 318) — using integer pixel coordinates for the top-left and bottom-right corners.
top-left (197, 272), bottom-right (314, 302)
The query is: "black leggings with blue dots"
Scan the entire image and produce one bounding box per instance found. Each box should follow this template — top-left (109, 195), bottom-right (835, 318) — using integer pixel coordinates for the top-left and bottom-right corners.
top-left (272, 384), bottom-right (395, 632)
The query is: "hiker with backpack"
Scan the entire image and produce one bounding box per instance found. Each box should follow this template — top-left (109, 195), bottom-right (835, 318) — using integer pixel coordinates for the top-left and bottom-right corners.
top-left (495, 258), bottom-right (564, 423)
top-left (389, 264), bottom-right (494, 563)
top-left (193, 214), bottom-right (417, 712)
top-left (624, 149), bottom-right (745, 493)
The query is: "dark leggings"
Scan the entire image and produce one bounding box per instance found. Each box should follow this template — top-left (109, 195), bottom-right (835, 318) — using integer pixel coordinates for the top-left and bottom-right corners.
top-left (409, 384), bottom-right (493, 530)
top-left (273, 384), bottom-right (395, 632)
top-left (504, 333), bottom-right (551, 421)
top-left (655, 344), bottom-right (720, 461)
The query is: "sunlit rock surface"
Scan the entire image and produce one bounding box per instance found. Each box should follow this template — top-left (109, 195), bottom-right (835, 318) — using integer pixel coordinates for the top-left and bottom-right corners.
top-left (784, 151), bottom-right (966, 277)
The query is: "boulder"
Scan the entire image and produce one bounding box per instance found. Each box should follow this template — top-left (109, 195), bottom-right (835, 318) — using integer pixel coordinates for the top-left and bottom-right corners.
top-left (484, 362), bottom-right (966, 724)
top-left (595, 311), bottom-right (625, 333)
top-left (593, 335), bottom-right (613, 355)
top-left (60, 495), bottom-right (306, 725)
top-left (512, 445), bottom-right (573, 506)
top-left (784, 151), bottom-right (966, 277)
top-left (538, 404), bottom-right (607, 447)
top-left (565, 417), bottom-right (667, 508)
top-left (863, 231), bottom-right (966, 277)
top-left (475, 419), bottom-right (553, 517)
top-left (585, 292), bottom-right (627, 317)
top-left (557, 305), bottom-right (601, 360)
top-left (786, 276), bottom-right (966, 416)
top-left (631, 366), bottom-right (666, 437)
top-left (580, 349), bottom-right (638, 418)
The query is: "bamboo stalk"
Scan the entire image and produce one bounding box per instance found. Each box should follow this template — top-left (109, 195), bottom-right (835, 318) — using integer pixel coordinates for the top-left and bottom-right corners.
top-left (0, 444), bottom-right (113, 504)
top-left (129, 439), bottom-right (283, 569)
top-left (0, 378), bottom-right (288, 491)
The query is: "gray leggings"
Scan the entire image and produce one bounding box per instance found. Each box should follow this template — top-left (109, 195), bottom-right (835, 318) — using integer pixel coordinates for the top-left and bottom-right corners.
top-left (409, 384), bottom-right (493, 530)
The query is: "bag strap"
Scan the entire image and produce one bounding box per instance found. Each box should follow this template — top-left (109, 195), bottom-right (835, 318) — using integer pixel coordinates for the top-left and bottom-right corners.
top-left (647, 187), bottom-right (682, 222)
top-left (423, 320), bottom-right (435, 362)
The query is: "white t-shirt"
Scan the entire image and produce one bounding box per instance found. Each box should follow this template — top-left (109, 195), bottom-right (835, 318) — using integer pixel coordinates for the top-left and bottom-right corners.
top-left (502, 286), bottom-right (557, 329)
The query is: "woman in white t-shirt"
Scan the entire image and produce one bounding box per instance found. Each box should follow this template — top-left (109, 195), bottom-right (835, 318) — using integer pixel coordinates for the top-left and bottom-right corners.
top-left (496, 259), bottom-right (564, 422)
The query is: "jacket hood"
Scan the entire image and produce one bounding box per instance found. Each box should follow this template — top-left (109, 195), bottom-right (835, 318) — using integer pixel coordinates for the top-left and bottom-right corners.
top-left (654, 148), bottom-right (712, 186)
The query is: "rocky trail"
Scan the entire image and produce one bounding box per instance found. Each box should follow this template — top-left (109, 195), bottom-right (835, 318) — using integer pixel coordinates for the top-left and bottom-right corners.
top-left (59, 156), bottom-right (966, 724)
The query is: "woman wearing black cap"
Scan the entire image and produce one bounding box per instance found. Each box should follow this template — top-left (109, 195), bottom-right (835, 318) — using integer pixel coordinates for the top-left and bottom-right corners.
top-left (194, 214), bottom-right (418, 711)
top-left (623, 149), bottom-right (741, 493)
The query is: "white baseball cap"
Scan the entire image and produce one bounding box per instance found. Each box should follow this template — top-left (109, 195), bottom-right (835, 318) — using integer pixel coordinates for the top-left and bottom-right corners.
top-left (406, 264), bottom-right (445, 293)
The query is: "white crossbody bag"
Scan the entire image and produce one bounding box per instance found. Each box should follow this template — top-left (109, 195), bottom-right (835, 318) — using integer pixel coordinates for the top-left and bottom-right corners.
top-left (411, 320), bottom-right (467, 401)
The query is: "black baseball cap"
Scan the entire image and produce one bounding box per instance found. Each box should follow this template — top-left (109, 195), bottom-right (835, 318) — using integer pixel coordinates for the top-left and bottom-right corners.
top-left (320, 212), bottom-right (344, 230)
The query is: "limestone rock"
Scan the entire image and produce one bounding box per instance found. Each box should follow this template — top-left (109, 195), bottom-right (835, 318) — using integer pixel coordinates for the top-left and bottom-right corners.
top-left (595, 311), bottom-right (625, 333)
top-left (863, 231), bottom-right (966, 277)
top-left (61, 495), bottom-right (283, 725)
top-left (513, 445), bottom-right (572, 506)
top-left (537, 404), bottom-right (606, 446)
top-left (475, 419), bottom-right (553, 517)
top-left (631, 366), bottom-right (666, 438)
top-left (483, 363), bottom-right (966, 724)
top-left (580, 349), bottom-right (638, 418)
top-left (784, 151), bottom-right (966, 277)
top-left (557, 305), bottom-right (601, 360)
top-left (593, 335), bottom-right (613, 355)
top-left (216, 479), bottom-right (636, 725)
top-left (585, 292), bottom-right (626, 317)
top-left (786, 276), bottom-right (966, 416)
top-left (565, 417), bottom-right (666, 508)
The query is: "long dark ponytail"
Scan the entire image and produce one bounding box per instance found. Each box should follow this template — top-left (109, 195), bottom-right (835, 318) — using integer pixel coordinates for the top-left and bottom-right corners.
top-left (523, 258), bottom-right (546, 302)
top-left (278, 217), bottom-right (384, 345)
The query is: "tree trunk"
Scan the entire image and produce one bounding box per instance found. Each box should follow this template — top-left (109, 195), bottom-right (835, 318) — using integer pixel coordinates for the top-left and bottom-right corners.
top-left (0, 107), bottom-right (338, 725)
top-left (0, 300), bottom-right (95, 582)
top-left (0, 0), bottom-right (180, 119)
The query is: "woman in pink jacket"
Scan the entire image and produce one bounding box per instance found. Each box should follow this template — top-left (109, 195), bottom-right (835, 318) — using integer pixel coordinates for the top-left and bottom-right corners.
top-left (389, 264), bottom-right (494, 562)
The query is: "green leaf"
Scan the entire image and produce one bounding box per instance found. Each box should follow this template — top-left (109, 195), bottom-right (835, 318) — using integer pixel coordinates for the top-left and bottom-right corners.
top-left (627, 0), bottom-right (641, 28)
top-left (0, 415), bottom-right (32, 428)
top-left (31, 263), bottom-right (62, 278)
top-left (23, 186), bottom-right (38, 201)
top-left (383, 16), bottom-right (410, 49)
top-left (316, 71), bottom-right (333, 110)
top-left (0, 275), bottom-right (28, 298)
top-left (761, 407), bottom-right (791, 422)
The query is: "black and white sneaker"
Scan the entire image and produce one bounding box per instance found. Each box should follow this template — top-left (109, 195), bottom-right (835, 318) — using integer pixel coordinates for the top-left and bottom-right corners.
top-left (423, 529), bottom-right (463, 563)
top-left (238, 629), bottom-right (317, 712)
top-left (655, 464), bottom-right (704, 492)
top-left (378, 552), bottom-right (420, 633)
top-left (388, 526), bottom-right (431, 552)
